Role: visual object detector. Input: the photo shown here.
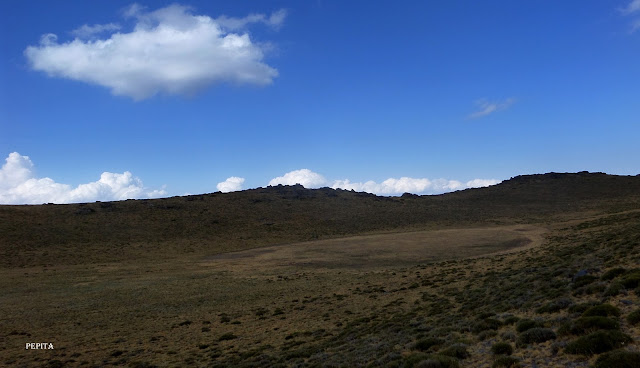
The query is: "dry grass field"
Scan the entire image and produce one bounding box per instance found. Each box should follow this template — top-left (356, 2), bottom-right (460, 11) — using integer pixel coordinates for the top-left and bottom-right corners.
top-left (1, 172), bottom-right (640, 367)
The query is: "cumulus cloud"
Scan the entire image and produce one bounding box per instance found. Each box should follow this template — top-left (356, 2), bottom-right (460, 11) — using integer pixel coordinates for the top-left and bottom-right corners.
top-left (268, 169), bottom-right (328, 188)
top-left (0, 152), bottom-right (166, 204)
top-left (24, 4), bottom-right (283, 100)
top-left (268, 169), bottom-right (500, 195)
top-left (217, 176), bottom-right (245, 192)
top-left (468, 98), bottom-right (516, 119)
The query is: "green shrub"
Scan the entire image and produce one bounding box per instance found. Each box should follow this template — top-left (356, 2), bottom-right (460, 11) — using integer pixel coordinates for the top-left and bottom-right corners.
top-left (472, 318), bottom-right (502, 334)
top-left (568, 301), bottom-right (599, 314)
top-left (218, 332), bottom-right (237, 341)
top-left (414, 355), bottom-right (460, 368)
top-left (627, 309), bottom-right (640, 325)
top-left (572, 275), bottom-right (598, 289)
top-left (414, 337), bottom-right (444, 352)
top-left (565, 331), bottom-right (632, 355)
top-left (536, 298), bottom-right (572, 314)
top-left (503, 316), bottom-right (519, 325)
top-left (558, 316), bottom-right (619, 335)
top-left (620, 270), bottom-right (640, 289)
top-left (516, 328), bottom-right (556, 346)
top-left (593, 349), bottom-right (640, 368)
top-left (515, 319), bottom-right (542, 333)
top-left (603, 282), bottom-right (624, 297)
top-left (601, 268), bottom-right (626, 281)
top-left (492, 356), bottom-right (520, 368)
top-left (491, 342), bottom-right (513, 355)
top-left (582, 304), bottom-right (621, 317)
top-left (478, 330), bottom-right (497, 341)
top-left (439, 344), bottom-right (470, 359)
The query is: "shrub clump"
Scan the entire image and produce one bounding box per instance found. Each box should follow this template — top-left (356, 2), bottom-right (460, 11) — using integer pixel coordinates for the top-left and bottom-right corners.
top-left (536, 298), bottom-right (573, 314)
top-left (515, 319), bottom-right (542, 333)
top-left (414, 337), bottom-right (444, 352)
top-left (572, 275), bottom-right (598, 289)
top-left (491, 342), bottom-right (513, 356)
top-left (601, 268), bottom-right (626, 281)
top-left (472, 318), bottom-right (502, 334)
top-left (593, 349), bottom-right (640, 368)
top-left (516, 328), bottom-right (556, 347)
top-left (558, 316), bottom-right (619, 336)
top-left (582, 304), bottom-right (621, 317)
top-left (218, 332), bottom-right (237, 341)
top-left (627, 309), bottom-right (640, 325)
top-left (568, 301), bottom-right (599, 314)
top-left (414, 355), bottom-right (460, 368)
top-left (565, 331), bottom-right (633, 355)
top-left (492, 356), bottom-right (521, 368)
top-left (439, 344), bottom-right (470, 359)
top-left (620, 269), bottom-right (640, 289)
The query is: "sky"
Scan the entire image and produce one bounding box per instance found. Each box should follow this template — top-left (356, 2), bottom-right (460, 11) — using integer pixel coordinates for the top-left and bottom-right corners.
top-left (1, 1), bottom-right (640, 204)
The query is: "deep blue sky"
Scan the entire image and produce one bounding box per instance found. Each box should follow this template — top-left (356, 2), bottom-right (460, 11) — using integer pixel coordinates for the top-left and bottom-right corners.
top-left (1, 1), bottom-right (639, 203)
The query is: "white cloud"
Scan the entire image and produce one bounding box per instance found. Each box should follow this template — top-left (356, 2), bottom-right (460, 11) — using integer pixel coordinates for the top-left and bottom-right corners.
top-left (620, 0), bottom-right (640, 15)
top-left (0, 152), bottom-right (166, 204)
top-left (268, 169), bottom-right (328, 188)
top-left (217, 176), bottom-right (245, 192)
top-left (24, 4), bottom-right (283, 100)
top-left (267, 168), bottom-right (500, 195)
top-left (465, 178), bottom-right (501, 188)
top-left (215, 9), bottom-right (287, 31)
top-left (468, 98), bottom-right (516, 119)
top-left (331, 177), bottom-right (499, 195)
top-left (71, 23), bottom-right (121, 38)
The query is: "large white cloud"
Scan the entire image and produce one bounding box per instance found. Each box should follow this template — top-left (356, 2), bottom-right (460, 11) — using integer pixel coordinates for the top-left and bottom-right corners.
top-left (269, 169), bottom-right (500, 195)
top-left (216, 176), bottom-right (245, 193)
top-left (24, 4), bottom-right (284, 100)
top-left (0, 152), bottom-right (166, 204)
top-left (268, 169), bottom-right (328, 188)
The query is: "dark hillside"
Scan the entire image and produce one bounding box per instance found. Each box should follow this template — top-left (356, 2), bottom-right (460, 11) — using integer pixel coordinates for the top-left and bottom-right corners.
top-left (1, 172), bottom-right (639, 267)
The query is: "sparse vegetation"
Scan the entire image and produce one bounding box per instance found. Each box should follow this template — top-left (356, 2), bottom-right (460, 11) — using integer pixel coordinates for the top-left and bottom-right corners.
top-left (2, 173), bottom-right (640, 367)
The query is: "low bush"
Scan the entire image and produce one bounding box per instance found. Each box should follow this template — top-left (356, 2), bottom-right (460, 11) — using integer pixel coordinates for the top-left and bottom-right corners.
top-left (491, 342), bottom-right (513, 355)
top-left (218, 332), bottom-right (237, 341)
top-left (439, 344), bottom-right (470, 359)
top-left (565, 331), bottom-right (633, 355)
top-left (515, 319), bottom-right (542, 333)
top-left (492, 356), bottom-right (520, 368)
top-left (414, 337), bottom-right (444, 352)
top-left (536, 298), bottom-right (572, 314)
top-left (620, 269), bottom-right (640, 289)
top-left (582, 304), bottom-right (621, 317)
top-left (601, 268), bottom-right (626, 281)
top-left (627, 309), bottom-right (640, 325)
top-left (568, 301), bottom-right (599, 314)
top-left (516, 328), bottom-right (556, 346)
top-left (414, 355), bottom-right (460, 368)
top-left (558, 316), bottom-right (619, 335)
top-left (593, 349), bottom-right (640, 368)
top-left (572, 275), bottom-right (598, 289)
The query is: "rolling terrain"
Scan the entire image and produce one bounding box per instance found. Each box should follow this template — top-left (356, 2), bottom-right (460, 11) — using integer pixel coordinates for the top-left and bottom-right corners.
top-left (1, 172), bottom-right (640, 367)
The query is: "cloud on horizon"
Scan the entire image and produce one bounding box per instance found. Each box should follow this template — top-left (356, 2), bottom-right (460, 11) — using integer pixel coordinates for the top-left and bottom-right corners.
top-left (268, 169), bottom-right (500, 196)
top-left (217, 176), bottom-right (245, 193)
top-left (468, 98), bottom-right (516, 119)
top-left (24, 4), bottom-right (284, 100)
top-left (0, 152), bottom-right (166, 204)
